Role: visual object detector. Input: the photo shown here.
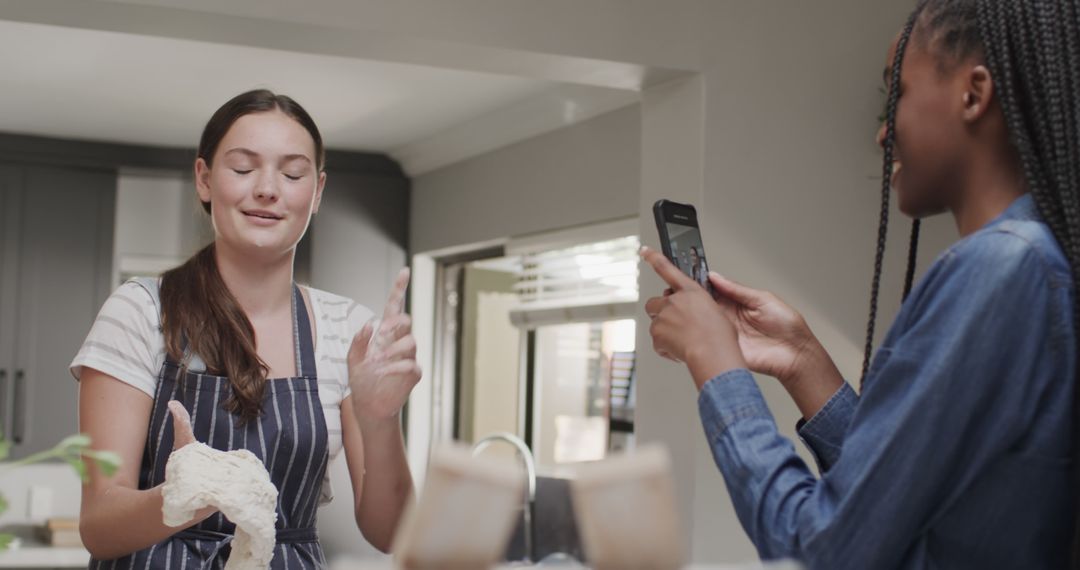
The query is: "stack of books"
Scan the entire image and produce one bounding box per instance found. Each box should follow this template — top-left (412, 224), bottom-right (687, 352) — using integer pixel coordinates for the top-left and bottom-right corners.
top-left (36, 518), bottom-right (82, 548)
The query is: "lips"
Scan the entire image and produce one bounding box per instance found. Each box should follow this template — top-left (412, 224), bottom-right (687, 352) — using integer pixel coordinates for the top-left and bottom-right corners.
top-left (890, 161), bottom-right (902, 188)
top-left (243, 209), bottom-right (283, 220)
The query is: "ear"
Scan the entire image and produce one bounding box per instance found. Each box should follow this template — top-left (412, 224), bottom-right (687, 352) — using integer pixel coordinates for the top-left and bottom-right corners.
top-left (961, 64), bottom-right (995, 123)
top-left (194, 158), bottom-right (213, 207)
top-left (312, 171), bottom-right (326, 214)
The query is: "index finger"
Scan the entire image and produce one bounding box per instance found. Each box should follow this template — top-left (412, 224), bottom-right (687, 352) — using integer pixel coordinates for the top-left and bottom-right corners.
top-left (640, 246), bottom-right (697, 291)
top-left (382, 267), bottom-right (411, 320)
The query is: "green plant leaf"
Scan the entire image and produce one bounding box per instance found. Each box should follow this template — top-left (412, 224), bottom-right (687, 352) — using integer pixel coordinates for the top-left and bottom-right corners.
top-left (0, 438), bottom-right (10, 462)
top-left (84, 450), bottom-right (123, 477)
top-left (58, 434), bottom-right (92, 453)
top-left (0, 533), bottom-right (13, 552)
top-left (0, 491), bottom-right (7, 516)
top-left (64, 457), bottom-right (89, 483)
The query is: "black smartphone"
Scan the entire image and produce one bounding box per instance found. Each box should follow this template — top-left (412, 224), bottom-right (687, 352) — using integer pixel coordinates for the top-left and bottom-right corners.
top-left (653, 199), bottom-right (713, 293)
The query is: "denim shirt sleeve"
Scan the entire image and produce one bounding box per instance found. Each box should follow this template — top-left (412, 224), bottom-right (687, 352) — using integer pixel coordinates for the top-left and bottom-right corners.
top-left (795, 382), bottom-right (858, 472)
top-left (696, 229), bottom-right (1064, 568)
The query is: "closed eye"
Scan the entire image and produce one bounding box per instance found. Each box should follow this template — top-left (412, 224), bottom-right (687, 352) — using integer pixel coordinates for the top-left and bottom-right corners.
top-left (232, 169), bottom-right (253, 175)
top-left (284, 173), bottom-right (303, 181)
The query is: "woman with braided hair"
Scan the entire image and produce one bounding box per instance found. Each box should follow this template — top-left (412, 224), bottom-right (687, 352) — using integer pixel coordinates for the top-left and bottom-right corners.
top-left (642, 0), bottom-right (1079, 567)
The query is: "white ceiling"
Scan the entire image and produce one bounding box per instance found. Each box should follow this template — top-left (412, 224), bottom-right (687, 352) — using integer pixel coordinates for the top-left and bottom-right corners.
top-left (0, 18), bottom-right (637, 174)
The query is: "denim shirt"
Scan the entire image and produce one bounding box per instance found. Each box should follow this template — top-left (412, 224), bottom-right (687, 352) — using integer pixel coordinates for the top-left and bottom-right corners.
top-left (698, 194), bottom-right (1075, 569)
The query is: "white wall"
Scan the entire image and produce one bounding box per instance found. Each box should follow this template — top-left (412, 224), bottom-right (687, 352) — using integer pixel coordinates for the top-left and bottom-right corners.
top-left (113, 169), bottom-right (212, 285)
top-left (115, 171), bottom-right (187, 260)
top-left (411, 104), bottom-right (641, 253)
top-left (699, 1), bottom-right (957, 362)
top-left (458, 267), bottom-right (521, 446)
top-left (309, 170), bottom-right (408, 304)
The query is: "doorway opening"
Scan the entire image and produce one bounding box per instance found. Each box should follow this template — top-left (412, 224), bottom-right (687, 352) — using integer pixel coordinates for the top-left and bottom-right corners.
top-left (435, 229), bottom-right (640, 470)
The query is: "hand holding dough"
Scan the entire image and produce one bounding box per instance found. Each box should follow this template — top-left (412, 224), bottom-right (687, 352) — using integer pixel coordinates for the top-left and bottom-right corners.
top-left (162, 401), bottom-right (279, 570)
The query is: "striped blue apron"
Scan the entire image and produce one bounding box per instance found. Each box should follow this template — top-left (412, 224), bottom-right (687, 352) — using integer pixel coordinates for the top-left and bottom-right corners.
top-left (91, 284), bottom-right (330, 569)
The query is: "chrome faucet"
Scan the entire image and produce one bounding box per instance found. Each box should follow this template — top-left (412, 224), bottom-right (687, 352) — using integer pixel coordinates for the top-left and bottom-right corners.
top-left (472, 432), bottom-right (536, 563)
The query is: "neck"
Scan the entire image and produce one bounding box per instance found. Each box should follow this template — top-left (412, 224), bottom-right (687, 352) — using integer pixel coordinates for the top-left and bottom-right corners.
top-left (950, 153), bottom-right (1026, 236)
top-left (214, 242), bottom-right (295, 319)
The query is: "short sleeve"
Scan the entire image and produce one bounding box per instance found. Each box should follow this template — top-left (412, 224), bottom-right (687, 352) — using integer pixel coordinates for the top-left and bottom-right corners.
top-left (70, 280), bottom-right (164, 399)
top-left (307, 287), bottom-right (377, 506)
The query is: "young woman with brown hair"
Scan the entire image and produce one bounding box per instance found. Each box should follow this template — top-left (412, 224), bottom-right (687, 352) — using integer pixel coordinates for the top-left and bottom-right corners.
top-left (71, 89), bottom-right (420, 568)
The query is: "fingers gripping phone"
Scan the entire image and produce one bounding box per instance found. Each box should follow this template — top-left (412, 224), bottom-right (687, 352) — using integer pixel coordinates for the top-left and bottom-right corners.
top-left (653, 199), bottom-right (714, 294)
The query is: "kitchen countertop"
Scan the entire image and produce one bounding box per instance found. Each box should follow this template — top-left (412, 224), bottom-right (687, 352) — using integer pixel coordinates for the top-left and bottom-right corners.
top-left (0, 545), bottom-right (90, 568)
top-left (0, 526), bottom-right (89, 569)
top-left (0, 524), bottom-right (89, 570)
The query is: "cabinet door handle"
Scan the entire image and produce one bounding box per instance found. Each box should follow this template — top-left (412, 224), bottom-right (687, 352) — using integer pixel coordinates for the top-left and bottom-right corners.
top-left (12, 369), bottom-right (25, 445)
top-left (0, 369), bottom-right (7, 441)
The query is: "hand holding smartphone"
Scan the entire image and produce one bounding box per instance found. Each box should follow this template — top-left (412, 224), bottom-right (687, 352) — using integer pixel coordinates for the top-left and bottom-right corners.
top-left (652, 199), bottom-right (713, 294)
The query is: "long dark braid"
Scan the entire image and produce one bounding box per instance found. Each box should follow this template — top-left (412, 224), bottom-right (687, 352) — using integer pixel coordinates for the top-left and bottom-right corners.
top-left (973, 1), bottom-right (1080, 562)
top-left (901, 220), bottom-right (922, 300)
top-left (861, 8), bottom-right (924, 384)
top-left (869, 0), bottom-right (1080, 562)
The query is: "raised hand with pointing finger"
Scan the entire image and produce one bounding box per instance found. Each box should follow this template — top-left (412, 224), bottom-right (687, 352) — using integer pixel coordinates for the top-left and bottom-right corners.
top-left (347, 267), bottom-right (423, 421)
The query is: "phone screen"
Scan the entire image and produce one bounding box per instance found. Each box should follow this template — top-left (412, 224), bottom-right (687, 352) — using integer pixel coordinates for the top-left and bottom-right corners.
top-left (664, 221), bottom-right (710, 289)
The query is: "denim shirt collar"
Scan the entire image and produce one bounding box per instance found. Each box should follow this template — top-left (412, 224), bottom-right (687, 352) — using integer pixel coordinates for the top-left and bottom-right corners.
top-left (987, 193), bottom-right (1039, 228)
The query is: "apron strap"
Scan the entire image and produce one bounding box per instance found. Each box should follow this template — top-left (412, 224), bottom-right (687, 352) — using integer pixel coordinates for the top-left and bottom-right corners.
top-left (292, 284), bottom-right (318, 379)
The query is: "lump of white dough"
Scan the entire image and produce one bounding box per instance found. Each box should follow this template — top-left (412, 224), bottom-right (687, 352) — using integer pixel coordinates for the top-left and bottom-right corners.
top-left (162, 442), bottom-right (279, 570)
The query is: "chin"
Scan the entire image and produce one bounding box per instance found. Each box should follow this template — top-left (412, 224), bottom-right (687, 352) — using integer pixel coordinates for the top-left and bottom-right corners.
top-left (252, 240), bottom-right (295, 255)
top-left (896, 198), bottom-right (919, 218)
top-left (897, 197), bottom-right (947, 220)
top-left (224, 234), bottom-right (297, 259)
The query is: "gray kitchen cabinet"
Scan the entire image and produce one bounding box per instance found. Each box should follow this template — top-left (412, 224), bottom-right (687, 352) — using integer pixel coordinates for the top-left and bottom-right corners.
top-left (0, 162), bottom-right (115, 460)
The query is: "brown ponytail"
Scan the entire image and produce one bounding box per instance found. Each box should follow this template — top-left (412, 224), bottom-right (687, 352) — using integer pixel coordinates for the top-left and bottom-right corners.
top-left (160, 243), bottom-right (268, 423)
top-left (160, 89), bottom-right (326, 423)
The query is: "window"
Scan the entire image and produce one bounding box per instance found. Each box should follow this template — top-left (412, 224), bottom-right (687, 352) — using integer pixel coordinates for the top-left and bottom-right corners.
top-left (440, 221), bottom-right (640, 469)
top-left (531, 318), bottom-right (635, 466)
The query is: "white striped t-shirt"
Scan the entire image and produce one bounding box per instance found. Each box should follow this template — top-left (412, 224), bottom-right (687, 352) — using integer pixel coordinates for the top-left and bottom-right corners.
top-left (70, 278), bottom-right (375, 506)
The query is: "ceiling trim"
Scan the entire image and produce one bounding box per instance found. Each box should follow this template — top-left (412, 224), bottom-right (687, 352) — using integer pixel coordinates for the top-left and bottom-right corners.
top-left (0, 0), bottom-right (690, 91)
top-left (391, 84), bottom-right (639, 176)
top-left (0, 132), bottom-right (193, 171)
top-left (0, 132), bottom-right (405, 178)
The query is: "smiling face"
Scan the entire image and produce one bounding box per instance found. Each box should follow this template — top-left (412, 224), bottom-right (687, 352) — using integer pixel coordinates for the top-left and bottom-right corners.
top-left (195, 110), bottom-right (326, 259)
top-left (875, 28), bottom-right (962, 218)
top-left (875, 13), bottom-right (1002, 220)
